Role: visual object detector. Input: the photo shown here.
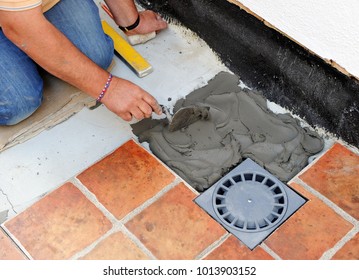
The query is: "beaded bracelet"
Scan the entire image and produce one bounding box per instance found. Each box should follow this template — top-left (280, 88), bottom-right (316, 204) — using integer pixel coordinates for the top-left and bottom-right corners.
top-left (96, 73), bottom-right (113, 103)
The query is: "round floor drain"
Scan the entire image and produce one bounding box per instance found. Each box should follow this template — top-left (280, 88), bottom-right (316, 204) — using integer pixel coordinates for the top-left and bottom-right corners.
top-left (212, 171), bottom-right (288, 233)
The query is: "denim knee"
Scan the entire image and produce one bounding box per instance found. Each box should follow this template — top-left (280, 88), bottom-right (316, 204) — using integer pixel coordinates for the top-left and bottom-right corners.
top-left (0, 81), bottom-right (43, 126)
top-left (45, 0), bottom-right (114, 70)
top-left (83, 34), bottom-right (114, 70)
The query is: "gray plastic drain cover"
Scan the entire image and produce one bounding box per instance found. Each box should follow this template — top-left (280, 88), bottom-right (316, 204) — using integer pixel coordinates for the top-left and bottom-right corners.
top-left (195, 158), bottom-right (306, 250)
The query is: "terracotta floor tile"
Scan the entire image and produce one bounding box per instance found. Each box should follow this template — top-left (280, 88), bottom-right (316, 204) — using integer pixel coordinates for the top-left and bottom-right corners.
top-left (125, 183), bottom-right (226, 259)
top-left (264, 182), bottom-right (354, 259)
top-left (77, 139), bottom-right (175, 219)
top-left (81, 231), bottom-right (149, 260)
top-left (204, 236), bottom-right (274, 260)
top-left (299, 142), bottom-right (359, 219)
top-left (4, 182), bottom-right (112, 260)
top-left (0, 229), bottom-right (27, 260)
top-left (332, 233), bottom-right (359, 260)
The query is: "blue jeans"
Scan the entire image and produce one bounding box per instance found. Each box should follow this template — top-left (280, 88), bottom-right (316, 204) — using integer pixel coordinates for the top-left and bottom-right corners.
top-left (0, 0), bottom-right (114, 125)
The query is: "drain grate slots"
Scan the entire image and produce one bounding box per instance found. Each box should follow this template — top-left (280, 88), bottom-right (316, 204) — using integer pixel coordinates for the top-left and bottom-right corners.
top-left (213, 172), bottom-right (288, 233)
top-left (195, 159), bottom-right (306, 250)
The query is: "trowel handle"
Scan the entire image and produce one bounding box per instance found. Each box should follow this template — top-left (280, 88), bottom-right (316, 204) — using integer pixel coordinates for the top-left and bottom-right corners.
top-left (160, 105), bottom-right (173, 122)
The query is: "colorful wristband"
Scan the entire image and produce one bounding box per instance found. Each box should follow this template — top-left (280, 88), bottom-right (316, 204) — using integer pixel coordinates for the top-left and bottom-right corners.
top-left (96, 73), bottom-right (113, 103)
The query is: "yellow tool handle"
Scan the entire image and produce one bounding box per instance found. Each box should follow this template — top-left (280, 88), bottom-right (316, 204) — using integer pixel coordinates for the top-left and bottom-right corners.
top-left (101, 20), bottom-right (153, 77)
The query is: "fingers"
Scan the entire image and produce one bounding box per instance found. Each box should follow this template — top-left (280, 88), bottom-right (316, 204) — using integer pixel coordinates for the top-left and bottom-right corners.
top-left (153, 12), bottom-right (167, 31)
top-left (120, 112), bottom-right (133, 122)
top-left (101, 77), bottom-right (162, 122)
top-left (119, 95), bottom-right (161, 121)
top-left (131, 107), bottom-right (145, 121)
top-left (132, 97), bottom-right (161, 120)
top-left (122, 101), bottom-right (159, 122)
top-left (143, 94), bottom-right (162, 115)
top-left (134, 10), bottom-right (167, 35)
top-left (138, 102), bottom-right (155, 118)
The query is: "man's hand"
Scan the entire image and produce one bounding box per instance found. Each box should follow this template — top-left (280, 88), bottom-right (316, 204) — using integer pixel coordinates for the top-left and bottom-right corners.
top-left (101, 77), bottom-right (162, 121)
top-left (104, 0), bottom-right (168, 35)
top-left (126, 10), bottom-right (168, 36)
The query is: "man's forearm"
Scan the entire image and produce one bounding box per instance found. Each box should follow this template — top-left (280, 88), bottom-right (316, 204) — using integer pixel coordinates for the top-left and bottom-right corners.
top-left (104, 0), bottom-right (138, 27)
top-left (0, 4), bottom-right (164, 122)
top-left (0, 7), bottom-right (109, 99)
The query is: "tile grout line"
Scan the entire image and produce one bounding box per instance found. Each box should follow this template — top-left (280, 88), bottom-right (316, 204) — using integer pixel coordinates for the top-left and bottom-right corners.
top-left (291, 177), bottom-right (358, 225)
top-left (293, 140), bottom-right (359, 181)
top-left (118, 175), bottom-right (204, 260)
top-left (68, 138), bottom-right (180, 259)
top-left (70, 177), bottom-right (161, 260)
top-left (69, 226), bottom-right (116, 260)
top-left (320, 226), bottom-right (359, 260)
top-left (133, 142), bottom-right (236, 260)
top-left (134, 139), bottom-right (212, 205)
top-left (291, 177), bottom-right (359, 259)
top-left (259, 243), bottom-right (282, 260)
top-left (69, 222), bottom-right (157, 260)
top-left (132, 139), bottom-right (203, 195)
top-left (114, 222), bottom-right (158, 260)
top-left (195, 233), bottom-right (283, 260)
top-left (70, 140), bottom-right (207, 259)
top-left (69, 139), bottom-right (191, 260)
top-left (70, 177), bottom-right (119, 224)
top-left (0, 225), bottom-right (33, 260)
top-left (70, 177), bottom-right (122, 259)
top-left (288, 140), bottom-right (359, 259)
top-left (71, 176), bottom-right (185, 259)
top-left (120, 177), bottom-right (184, 224)
top-left (292, 141), bottom-right (335, 179)
top-left (195, 233), bottom-right (230, 260)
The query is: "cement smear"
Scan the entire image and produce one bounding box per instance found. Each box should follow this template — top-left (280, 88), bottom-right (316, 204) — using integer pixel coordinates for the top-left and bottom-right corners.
top-left (132, 72), bottom-right (324, 191)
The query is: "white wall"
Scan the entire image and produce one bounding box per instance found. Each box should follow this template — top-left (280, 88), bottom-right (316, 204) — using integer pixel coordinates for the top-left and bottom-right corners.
top-left (231, 0), bottom-right (359, 79)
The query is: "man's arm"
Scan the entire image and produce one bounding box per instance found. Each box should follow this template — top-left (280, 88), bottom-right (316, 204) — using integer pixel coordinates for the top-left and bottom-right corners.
top-left (0, 6), bottom-right (162, 121)
top-left (104, 0), bottom-right (167, 35)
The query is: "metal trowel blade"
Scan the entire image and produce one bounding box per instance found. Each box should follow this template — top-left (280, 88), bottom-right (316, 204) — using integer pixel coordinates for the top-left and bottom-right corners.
top-left (167, 105), bottom-right (210, 132)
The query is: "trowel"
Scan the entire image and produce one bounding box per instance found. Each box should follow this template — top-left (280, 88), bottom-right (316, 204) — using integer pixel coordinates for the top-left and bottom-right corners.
top-left (161, 105), bottom-right (210, 132)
